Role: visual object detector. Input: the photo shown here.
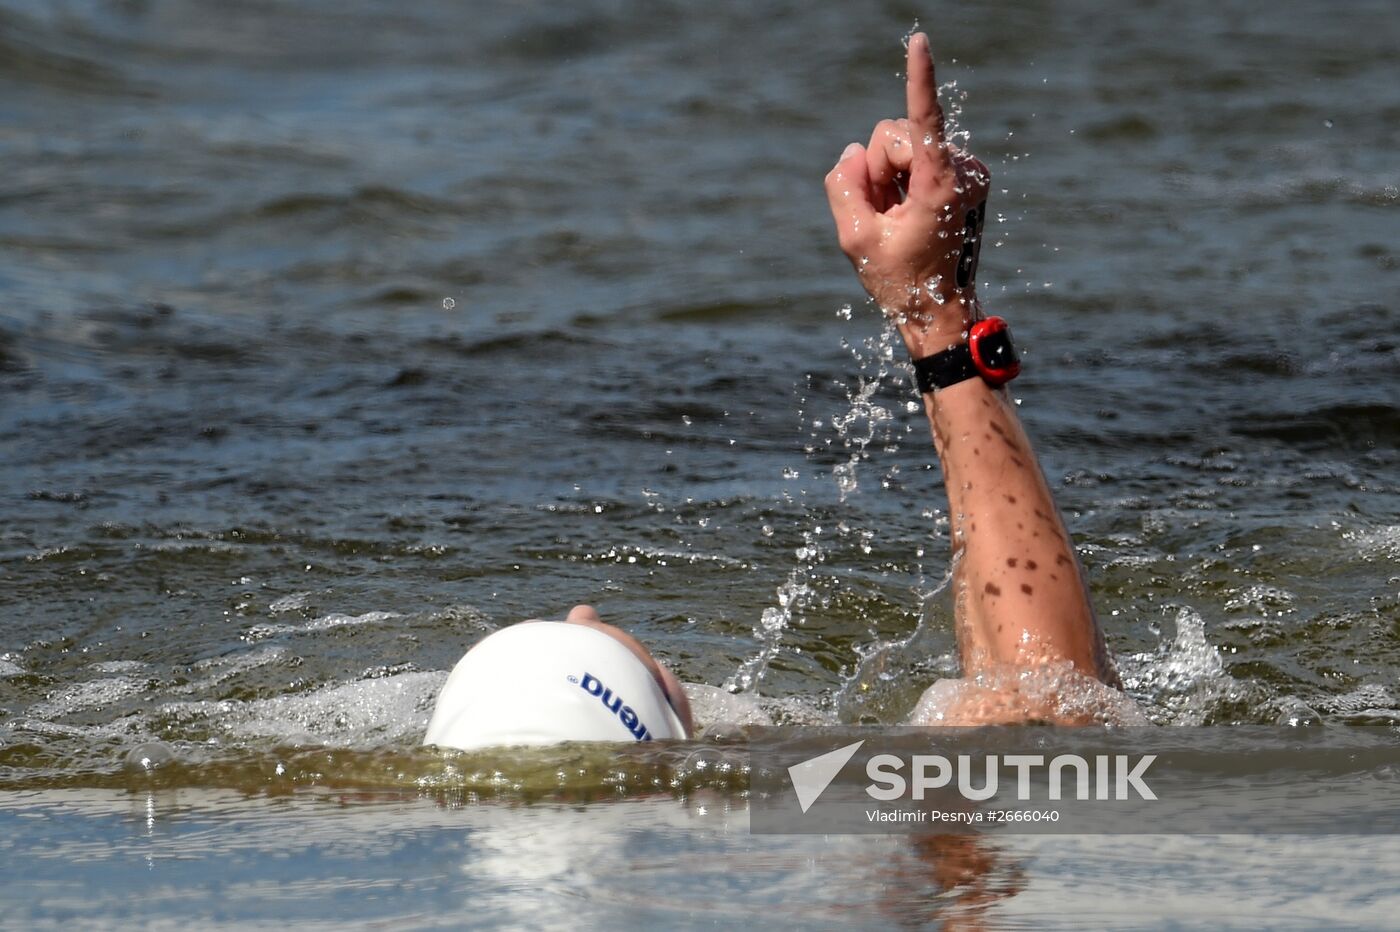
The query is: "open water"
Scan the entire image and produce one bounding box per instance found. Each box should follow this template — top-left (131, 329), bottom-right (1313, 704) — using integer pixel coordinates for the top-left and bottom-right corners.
top-left (1, 0), bottom-right (1397, 927)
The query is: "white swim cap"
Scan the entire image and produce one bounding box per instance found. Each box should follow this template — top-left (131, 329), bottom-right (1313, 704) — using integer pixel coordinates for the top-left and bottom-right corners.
top-left (423, 621), bottom-right (688, 751)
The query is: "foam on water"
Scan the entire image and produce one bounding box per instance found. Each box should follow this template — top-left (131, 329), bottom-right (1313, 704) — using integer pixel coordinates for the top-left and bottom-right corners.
top-left (214, 670), bottom-right (444, 745)
top-left (244, 610), bottom-right (403, 642)
top-left (88, 659), bottom-right (149, 674)
top-left (1322, 684), bottom-right (1400, 724)
top-left (268, 591), bottom-right (312, 613)
top-left (27, 675), bottom-right (150, 719)
top-left (1344, 523), bottom-right (1400, 562)
top-left (683, 684), bottom-right (836, 735)
top-left (908, 662), bottom-right (1150, 726)
top-left (170, 645), bottom-right (291, 695)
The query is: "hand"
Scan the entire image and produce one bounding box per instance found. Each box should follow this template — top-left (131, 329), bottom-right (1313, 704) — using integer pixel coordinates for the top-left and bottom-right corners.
top-left (824, 33), bottom-right (992, 358)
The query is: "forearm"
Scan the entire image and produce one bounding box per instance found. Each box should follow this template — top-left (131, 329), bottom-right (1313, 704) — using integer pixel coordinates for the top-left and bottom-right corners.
top-left (920, 361), bottom-right (1110, 681)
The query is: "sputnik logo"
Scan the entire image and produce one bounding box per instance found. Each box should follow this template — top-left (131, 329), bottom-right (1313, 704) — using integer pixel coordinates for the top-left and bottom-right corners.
top-left (788, 740), bottom-right (865, 813)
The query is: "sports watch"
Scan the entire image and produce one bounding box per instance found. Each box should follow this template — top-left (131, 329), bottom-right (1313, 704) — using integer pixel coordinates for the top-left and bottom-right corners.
top-left (912, 316), bottom-right (1021, 393)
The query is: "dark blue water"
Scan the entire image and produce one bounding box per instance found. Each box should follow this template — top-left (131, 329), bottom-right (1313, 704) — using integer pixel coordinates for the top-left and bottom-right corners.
top-left (1, 0), bottom-right (1397, 925)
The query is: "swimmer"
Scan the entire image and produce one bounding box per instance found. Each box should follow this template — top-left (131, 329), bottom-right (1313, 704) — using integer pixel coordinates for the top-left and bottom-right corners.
top-left (425, 33), bottom-right (1125, 750)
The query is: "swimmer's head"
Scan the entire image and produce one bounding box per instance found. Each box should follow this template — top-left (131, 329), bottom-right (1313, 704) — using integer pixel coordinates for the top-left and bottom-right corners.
top-left (423, 605), bottom-right (693, 751)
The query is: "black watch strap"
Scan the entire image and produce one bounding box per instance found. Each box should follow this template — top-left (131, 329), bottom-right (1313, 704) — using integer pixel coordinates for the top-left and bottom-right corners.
top-left (913, 344), bottom-right (977, 394)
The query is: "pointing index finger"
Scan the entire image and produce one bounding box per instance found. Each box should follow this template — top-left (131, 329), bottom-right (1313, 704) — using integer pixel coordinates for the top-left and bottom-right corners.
top-left (905, 33), bottom-right (953, 176)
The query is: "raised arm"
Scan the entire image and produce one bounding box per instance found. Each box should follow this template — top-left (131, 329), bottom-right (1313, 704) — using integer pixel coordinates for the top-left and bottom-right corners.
top-left (824, 35), bottom-right (1115, 717)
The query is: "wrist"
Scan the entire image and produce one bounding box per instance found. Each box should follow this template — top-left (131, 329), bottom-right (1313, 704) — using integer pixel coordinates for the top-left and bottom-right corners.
top-left (911, 315), bottom-right (1021, 395)
top-left (894, 296), bottom-right (978, 359)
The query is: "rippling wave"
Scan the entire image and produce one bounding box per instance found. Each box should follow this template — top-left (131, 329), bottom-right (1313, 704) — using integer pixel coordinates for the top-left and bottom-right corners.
top-left (1, 0), bottom-right (1397, 805)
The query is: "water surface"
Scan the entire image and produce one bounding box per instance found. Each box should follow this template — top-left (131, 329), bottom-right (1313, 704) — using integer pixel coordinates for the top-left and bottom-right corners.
top-left (1, 0), bottom-right (1397, 926)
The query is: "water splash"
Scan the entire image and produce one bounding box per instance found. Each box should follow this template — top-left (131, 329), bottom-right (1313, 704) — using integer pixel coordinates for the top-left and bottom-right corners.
top-left (724, 527), bottom-right (822, 693)
top-left (938, 79), bottom-right (971, 150)
top-left (837, 562), bottom-right (958, 723)
top-left (1119, 606), bottom-right (1241, 724)
top-left (826, 323), bottom-right (902, 503)
top-left (726, 318), bottom-right (913, 696)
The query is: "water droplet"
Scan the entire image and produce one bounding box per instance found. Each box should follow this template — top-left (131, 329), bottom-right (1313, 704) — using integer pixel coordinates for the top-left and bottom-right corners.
top-left (782, 467), bottom-right (800, 480)
top-left (833, 462), bottom-right (858, 496)
top-left (124, 742), bottom-right (175, 774)
top-left (836, 304), bottom-right (852, 320)
top-left (442, 297), bottom-right (456, 310)
top-left (681, 415), bottom-right (693, 426)
top-left (761, 524), bottom-right (774, 537)
top-left (1323, 119), bottom-right (1334, 129)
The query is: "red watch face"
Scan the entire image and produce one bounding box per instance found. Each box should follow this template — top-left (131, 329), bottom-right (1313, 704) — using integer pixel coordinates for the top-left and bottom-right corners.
top-left (968, 317), bottom-right (1021, 386)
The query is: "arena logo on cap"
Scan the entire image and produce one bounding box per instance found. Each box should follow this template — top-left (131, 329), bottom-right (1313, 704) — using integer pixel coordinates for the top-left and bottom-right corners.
top-left (572, 672), bottom-right (654, 741)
